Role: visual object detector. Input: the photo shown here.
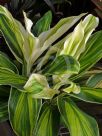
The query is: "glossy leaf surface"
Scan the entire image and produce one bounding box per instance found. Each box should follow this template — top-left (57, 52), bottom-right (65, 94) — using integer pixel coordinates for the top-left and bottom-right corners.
top-left (24, 74), bottom-right (59, 99)
top-left (79, 31), bottom-right (102, 74)
top-left (0, 67), bottom-right (27, 88)
top-left (35, 103), bottom-right (60, 136)
top-left (58, 96), bottom-right (99, 136)
top-left (43, 55), bottom-right (80, 75)
top-left (9, 88), bottom-right (41, 136)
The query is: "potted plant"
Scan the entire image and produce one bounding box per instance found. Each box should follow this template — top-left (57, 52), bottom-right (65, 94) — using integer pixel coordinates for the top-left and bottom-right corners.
top-left (0, 5), bottom-right (102, 136)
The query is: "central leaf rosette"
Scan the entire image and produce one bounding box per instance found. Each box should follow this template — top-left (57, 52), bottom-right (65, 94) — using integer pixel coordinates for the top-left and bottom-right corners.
top-left (23, 54), bottom-right (80, 99)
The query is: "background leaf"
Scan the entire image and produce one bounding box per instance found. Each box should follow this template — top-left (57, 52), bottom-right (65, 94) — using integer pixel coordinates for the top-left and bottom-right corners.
top-left (43, 0), bottom-right (55, 12)
top-left (0, 100), bottom-right (8, 122)
top-left (0, 86), bottom-right (11, 122)
top-left (32, 11), bottom-right (52, 36)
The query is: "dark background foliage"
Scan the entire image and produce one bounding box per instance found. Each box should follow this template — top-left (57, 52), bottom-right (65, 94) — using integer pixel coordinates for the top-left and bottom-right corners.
top-left (0, 0), bottom-right (102, 25)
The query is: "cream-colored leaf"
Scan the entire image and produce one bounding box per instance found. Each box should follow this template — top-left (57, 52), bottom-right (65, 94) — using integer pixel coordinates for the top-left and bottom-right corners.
top-left (63, 82), bottom-right (80, 94)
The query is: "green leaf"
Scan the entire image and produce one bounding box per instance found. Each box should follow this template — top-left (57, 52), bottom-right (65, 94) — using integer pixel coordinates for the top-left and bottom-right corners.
top-left (0, 7), bottom-right (38, 73)
top-left (30, 88), bottom-right (59, 99)
top-left (37, 14), bottom-right (98, 71)
top-left (63, 82), bottom-right (80, 94)
top-left (87, 73), bottom-right (102, 88)
top-left (0, 5), bottom-right (39, 73)
top-left (32, 14), bottom-right (85, 63)
top-left (79, 31), bottom-right (102, 74)
top-left (36, 35), bottom-right (68, 70)
top-left (8, 88), bottom-right (41, 136)
top-left (0, 6), bottom-right (24, 63)
top-left (24, 74), bottom-right (59, 99)
top-left (35, 103), bottom-right (60, 136)
top-left (68, 87), bottom-right (102, 104)
top-left (0, 67), bottom-right (27, 88)
top-left (43, 55), bottom-right (80, 75)
top-left (0, 99), bottom-right (8, 122)
top-left (60, 21), bottom-right (84, 57)
top-left (54, 80), bottom-right (80, 94)
top-left (60, 14), bottom-right (99, 59)
top-left (57, 96), bottom-right (99, 136)
top-left (32, 11), bottom-right (52, 36)
top-left (38, 13), bottom-right (85, 47)
top-left (71, 31), bottom-right (102, 81)
top-left (0, 51), bottom-right (18, 73)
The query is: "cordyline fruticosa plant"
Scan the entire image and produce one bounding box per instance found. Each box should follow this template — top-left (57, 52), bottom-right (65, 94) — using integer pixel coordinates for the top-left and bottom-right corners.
top-left (0, 5), bottom-right (102, 136)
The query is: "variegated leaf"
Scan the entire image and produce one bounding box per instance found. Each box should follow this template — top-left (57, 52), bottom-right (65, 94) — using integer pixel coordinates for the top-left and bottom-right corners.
top-left (34, 103), bottom-right (60, 136)
top-left (9, 88), bottom-right (41, 136)
top-left (57, 96), bottom-right (99, 136)
top-left (43, 55), bottom-right (80, 76)
top-left (32, 13), bottom-right (85, 63)
top-left (63, 82), bottom-right (80, 94)
top-left (0, 6), bottom-right (24, 63)
top-left (0, 67), bottom-right (27, 88)
top-left (87, 73), bottom-right (102, 88)
top-left (71, 31), bottom-right (102, 81)
top-left (60, 14), bottom-right (99, 59)
top-left (24, 74), bottom-right (59, 99)
top-left (0, 51), bottom-right (18, 73)
top-left (68, 87), bottom-right (102, 104)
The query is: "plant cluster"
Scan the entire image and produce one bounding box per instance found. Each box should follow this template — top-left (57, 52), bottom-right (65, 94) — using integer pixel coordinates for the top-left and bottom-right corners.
top-left (0, 5), bottom-right (102, 136)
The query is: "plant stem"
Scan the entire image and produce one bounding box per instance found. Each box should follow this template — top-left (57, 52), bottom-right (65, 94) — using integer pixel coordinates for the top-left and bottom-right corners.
top-left (22, 60), bottom-right (32, 77)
